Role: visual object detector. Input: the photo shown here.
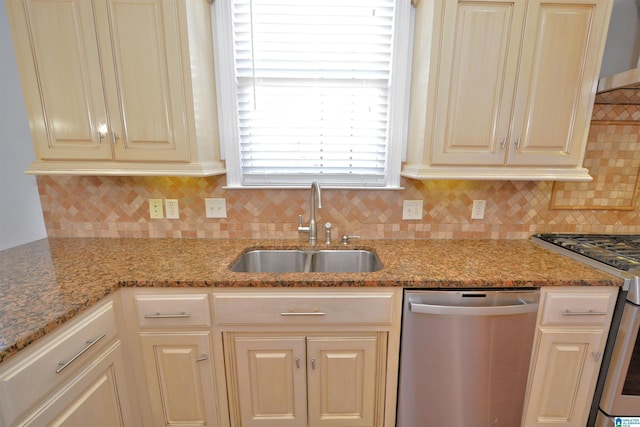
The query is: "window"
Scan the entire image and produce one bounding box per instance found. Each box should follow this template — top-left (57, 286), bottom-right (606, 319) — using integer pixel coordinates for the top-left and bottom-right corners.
top-left (213, 0), bottom-right (412, 188)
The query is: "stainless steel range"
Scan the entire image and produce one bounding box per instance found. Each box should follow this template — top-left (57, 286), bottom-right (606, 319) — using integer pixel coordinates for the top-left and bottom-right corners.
top-left (532, 234), bottom-right (640, 426)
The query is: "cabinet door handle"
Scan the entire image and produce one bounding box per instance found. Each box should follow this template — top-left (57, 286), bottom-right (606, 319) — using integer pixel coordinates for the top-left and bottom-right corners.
top-left (592, 351), bottom-right (602, 362)
top-left (295, 357), bottom-right (300, 369)
top-left (143, 312), bottom-right (190, 319)
top-left (97, 125), bottom-right (108, 143)
top-left (280, 312), bottom-right (326, 316)
top-left (112, 132), bottom-right (119, 144)
top-left (563, 309), bottom-right (607, 316)
top-left (514, 138), bottom-right (521, 149)
top-left (56, 333), bottom-right (106, 374)
top-left (311, 358), bottom-right (316, 370)
top-left (195, 354), bottom-right (208, 362)
top-left (500, 138), bottom-right (507, 150)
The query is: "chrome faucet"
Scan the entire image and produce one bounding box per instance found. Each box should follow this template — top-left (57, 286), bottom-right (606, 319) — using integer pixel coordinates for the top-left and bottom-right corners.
top-left (298, 181), bottom-right (322, 245)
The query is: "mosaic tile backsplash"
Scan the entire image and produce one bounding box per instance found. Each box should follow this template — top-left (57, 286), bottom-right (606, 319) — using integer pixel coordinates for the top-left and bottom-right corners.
top-left (37, 100), bottom-right (640, 240)
top-left (550, 123), bottom-right (640, 210)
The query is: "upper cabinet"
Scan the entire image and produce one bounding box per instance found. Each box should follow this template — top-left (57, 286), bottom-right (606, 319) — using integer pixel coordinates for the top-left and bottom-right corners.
top-left (6, 0), bottom-right (226, 176)
top-left (403, 0), bottom-right (613, 181)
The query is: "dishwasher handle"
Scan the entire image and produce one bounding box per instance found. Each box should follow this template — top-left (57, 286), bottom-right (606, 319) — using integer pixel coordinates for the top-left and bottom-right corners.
top-left (409, 301), bottom-right (539, 316)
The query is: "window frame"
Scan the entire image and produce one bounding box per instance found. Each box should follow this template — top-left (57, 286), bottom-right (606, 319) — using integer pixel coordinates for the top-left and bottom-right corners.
top-left (212, 0), bottom-right (414, 189)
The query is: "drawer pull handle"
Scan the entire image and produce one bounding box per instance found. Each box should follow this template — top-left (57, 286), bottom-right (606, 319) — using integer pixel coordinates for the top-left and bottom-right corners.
top-left (280, 312), bottom-right (326, 316)
top-left (144, 312), bottom-right (190, 319)
top-left (56, 333), bottom-right (106, 374)
top-left (295, 357), bottom-right (301, 369)
top-left (195, 354), bottom-right (208, 362)
top-left (563, 309), bottom-right (607, 316)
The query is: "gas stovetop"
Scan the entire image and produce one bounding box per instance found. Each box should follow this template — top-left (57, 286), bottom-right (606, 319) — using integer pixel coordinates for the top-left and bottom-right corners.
top-left (533, 234), bottom-right (640, 272)
top-left (532, 234), bottom-right (640, 297)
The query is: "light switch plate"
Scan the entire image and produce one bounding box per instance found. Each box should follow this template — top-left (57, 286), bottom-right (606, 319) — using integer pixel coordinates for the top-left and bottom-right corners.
top-left (165, 199), bottom-right (180, 219)
top-left (205, 198), bottom-right (227, 218)
top-left (402, 200), bottom-right (423, 220)
top-left (149, 199), bottom-right (163, 219)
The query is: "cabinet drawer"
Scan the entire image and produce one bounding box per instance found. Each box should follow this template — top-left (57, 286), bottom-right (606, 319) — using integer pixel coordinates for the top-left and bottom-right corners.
top-left (0, 299), bottom-right (117, 425)
top-left (213, 291), bottom-right (396, 326)
top-left (17, 341), bottom-right (135, 427)
top-left (540, 290), bottom-right (616, 327)
top-left (134, 293), bottom-right (211, 328)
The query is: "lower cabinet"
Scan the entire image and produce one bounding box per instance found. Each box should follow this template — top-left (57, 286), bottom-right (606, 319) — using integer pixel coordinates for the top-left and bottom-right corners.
top-left (521, 287), bottom-right (618, 427)
top-left (20, 341), bottom-right (132, 427)
top-left (0, 295), bottom-right (137, 427)
top-left (6, 285), bottom-right (618, 427)
top-left (212, 288), bottom-right (402, 427)
top-left (226, 333), bottom-right (384, 427)
top-left (121, 289), bottom-right (222, 427)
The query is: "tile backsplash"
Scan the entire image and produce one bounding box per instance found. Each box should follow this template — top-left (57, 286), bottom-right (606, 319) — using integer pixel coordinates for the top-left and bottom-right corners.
top-left (37, 96), bottom-right (640, 240)
top-left (37, 173), bottom-right (640, 240)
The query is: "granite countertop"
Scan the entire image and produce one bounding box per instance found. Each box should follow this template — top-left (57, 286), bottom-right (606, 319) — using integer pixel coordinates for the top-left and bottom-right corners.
top-left (0, 237), bottom-right (623, 364)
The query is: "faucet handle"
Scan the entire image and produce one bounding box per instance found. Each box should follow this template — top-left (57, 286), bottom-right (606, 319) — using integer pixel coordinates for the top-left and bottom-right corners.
top-left (298, 215), bottom-right (310, 234)
top-left (341, 235), bottom-right (360, 245)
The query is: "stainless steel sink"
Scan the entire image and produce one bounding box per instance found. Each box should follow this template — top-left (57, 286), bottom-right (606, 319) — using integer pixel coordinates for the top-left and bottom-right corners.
top-left (230, 250), bottom-right (307, 272)
top-left (309, 250), bottom-right (382, 272)
top-left (231, 249), bottom-right (382, 273)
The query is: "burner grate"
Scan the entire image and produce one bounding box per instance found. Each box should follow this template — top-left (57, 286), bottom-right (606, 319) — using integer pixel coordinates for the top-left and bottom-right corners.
top-left (534, 234), bottom-right (640, 272)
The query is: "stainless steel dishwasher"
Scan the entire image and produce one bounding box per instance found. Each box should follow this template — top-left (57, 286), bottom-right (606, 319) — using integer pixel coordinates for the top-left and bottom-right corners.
top-left (397, 289), bottom-right (540, 427)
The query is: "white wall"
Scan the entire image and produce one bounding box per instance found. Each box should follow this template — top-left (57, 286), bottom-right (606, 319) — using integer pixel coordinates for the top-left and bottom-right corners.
top-left (0, 0), bottom-right (47, 250)
top-left (600, 0), bottom-right (640, 77)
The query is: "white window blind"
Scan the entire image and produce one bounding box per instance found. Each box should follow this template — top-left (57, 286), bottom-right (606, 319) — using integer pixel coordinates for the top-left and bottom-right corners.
top-left (214, 0), bottom-right (411, 188)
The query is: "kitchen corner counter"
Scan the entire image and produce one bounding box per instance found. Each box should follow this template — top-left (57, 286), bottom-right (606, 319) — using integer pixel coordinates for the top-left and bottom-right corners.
top-left (0, 237), bottom-right (622, 364)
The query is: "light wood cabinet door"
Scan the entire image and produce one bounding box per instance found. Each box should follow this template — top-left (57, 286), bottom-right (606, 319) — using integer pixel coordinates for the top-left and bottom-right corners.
top-left (522, 287), bottom-right (617, 427)
top-left (432, 0), bottom-right (609, 169)
top-left (7, 0), bottom-right (225, 175)
top-left (231, 336), bottom-right (308, 427)
top-left (523, 330), bottom-right (605, 426)
top-left (508, 0), bottom-right (611, 167)
top-left (49, 368), bottom-right (125, 427)
top-left (215, 289), bottom-right (402, 427)
top-left (404, 0), bottom-right (612, 180)
top-left (7, 0), bottom-right (188, 163)
top-left (139, 332), bottom-right (218, 427)
top-left (306, 336), bottom-right (381, 427)
top-left (94, 0), bottom-right (190, 162)
top-left (430, 0), bottom-right (525, 166)
top-left (8, 0), bottom-right (112, 161)
top-left (228, 334), bottom-right (384, 427)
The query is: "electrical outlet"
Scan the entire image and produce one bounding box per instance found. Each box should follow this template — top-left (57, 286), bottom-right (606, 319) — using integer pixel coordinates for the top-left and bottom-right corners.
top-left (165, 199), bottom-right (180, 219)
top-left (149, 199), bottom-right (164, 219)
top-left (205, 198), bottom-right (227, 218)
top-left (402, 200), bottom-right (423, 220)
top-left (472, 200), bottom-right (486, 220)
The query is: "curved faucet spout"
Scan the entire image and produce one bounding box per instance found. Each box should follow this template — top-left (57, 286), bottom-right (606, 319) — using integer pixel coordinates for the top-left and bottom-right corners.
top-left (308, 181), bottom-right (322, 244)
top-left (298, 181), bottom-right (322, 245)
top-left (311, 181), bottom-right (322, 217)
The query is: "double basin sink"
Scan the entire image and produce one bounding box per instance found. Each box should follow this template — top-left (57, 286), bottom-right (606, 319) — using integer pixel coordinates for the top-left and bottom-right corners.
top-left (231, 249), bottom-right (383, 273)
